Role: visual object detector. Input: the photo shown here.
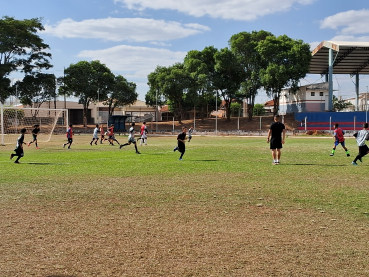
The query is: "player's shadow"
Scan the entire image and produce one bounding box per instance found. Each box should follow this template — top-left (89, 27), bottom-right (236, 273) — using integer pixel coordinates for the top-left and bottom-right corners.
top-left (27, 162), bottom-right (61, 165)
top-left (292, 163), bottom-right (350, 166)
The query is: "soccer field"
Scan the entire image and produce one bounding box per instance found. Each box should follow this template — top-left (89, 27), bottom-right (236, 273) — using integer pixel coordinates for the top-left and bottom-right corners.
top-left (1, 135), bottom-right (368, 276)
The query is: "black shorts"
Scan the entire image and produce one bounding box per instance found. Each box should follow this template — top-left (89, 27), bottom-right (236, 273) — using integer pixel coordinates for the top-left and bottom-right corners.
top-left (68, 138), bottom-right (73, 144)
top-left (178, 142), bottom-right (185, 153)
top-left (32, 134), bottom-right (37, 141)
top-left (15, 147), bottom-right (24, 157)
top-left (270, 138), bottom-right (282, 150)
top-left (359, 145), bottom-right (369, 156)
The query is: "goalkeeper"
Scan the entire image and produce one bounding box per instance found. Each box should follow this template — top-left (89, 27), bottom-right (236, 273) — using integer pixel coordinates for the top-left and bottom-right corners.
top-left (352, 123), bottom-right (369, 165)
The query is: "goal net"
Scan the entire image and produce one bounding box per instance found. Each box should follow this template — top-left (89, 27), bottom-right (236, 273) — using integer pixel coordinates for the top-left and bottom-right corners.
top-left (1, 107), bottom-right (67, 145)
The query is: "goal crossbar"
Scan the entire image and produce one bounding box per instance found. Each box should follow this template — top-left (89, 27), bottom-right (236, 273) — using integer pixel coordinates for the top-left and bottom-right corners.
top-left (1, 106), bottom-right (68, 145)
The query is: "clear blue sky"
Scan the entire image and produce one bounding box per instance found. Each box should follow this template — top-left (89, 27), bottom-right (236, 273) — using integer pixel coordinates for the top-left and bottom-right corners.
top-left (3, 0), bottom-right (369, 103)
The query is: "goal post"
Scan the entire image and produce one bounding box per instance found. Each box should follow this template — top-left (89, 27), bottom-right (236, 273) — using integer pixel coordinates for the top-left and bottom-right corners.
top-left (0, 107), bottom-right (68, 145)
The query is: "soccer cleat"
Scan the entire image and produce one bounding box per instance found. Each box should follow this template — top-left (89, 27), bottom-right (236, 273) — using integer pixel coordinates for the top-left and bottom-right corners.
top-left (90, 142), bottom-right (92, 146)
top-left (36, 147), bottom-right (40, 149)
top-left (347, 153), bottom-right (350, 157)
top-left (119, 145), bottom-right (123, 149)
top-left (63, 144), bottom-right (65, 148)
top-left (27, 142), bottom-right (30, 147)
top-left (351, 161), bottom-right (358, 166)
top-left (10, 154), bottom-right (14, 160)
top-left (173, 147), bottom-right (178, 152)
top-left (136, 151), bottom-right (141, 154)
top-left (179, 158), bottom-right (183, 161)
top-left (14, 161), bottom-right (20, 164)
top-left (330, 153), bottom-right (334, 156)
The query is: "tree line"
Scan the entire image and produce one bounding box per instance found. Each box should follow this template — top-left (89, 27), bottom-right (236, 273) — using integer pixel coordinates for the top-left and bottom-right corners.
top-left (146, 30), bottom-right (312, 122)
top-left (0, 16), bottom-right (138, 126)
top-left (1, 16), bottom-right (312, 126)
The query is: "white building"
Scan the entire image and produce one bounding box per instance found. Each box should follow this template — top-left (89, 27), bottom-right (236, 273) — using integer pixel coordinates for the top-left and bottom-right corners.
top-left (279, 82), bottom-right (329, 114)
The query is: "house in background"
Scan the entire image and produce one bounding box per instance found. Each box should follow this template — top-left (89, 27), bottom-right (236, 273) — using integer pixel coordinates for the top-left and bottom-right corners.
top-left (279, 82), bottom-right (329, 114)
top-left (344, 93), bottom-right (369, 112)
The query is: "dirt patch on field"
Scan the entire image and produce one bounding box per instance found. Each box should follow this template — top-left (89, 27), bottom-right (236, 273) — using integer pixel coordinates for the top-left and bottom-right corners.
top-left (1, 200), bottom-right (368, 276)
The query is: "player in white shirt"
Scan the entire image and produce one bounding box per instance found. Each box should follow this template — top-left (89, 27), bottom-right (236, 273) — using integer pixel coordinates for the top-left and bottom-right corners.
top-left (90, 124), bottom-right (99, 145)
top-left (120, 122), bottom-right (141, 154)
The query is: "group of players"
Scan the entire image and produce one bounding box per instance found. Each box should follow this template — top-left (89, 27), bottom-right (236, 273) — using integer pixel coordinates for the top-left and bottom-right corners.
top-left (9, 115), bottom-right (369, 165)
top-left (264, 115), bottom-right (369, 166)
top-left (9, 121), bottom-right (194, 163)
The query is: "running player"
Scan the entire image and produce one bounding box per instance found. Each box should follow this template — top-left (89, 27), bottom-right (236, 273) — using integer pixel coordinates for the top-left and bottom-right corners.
top-left (90, 124), bottom-right (99, 145)
top-left (10, 128), bottom-right (27, 164)
top-left (28, 124), bottom-right (40, 149)
top-left (120, 122), bottom-right (140, 154)
top-left (107, 124), bottom-right (120, 146)
top-left (330, 123), bottom-right (350, 156)
top-left (352, 123), bottom-right (369, 165)
top-left (63, 124), bottom-right (73, 149)
top-left (188, 126), bottom-right (194, 142)
top-left (99, 125), bottom-right (106, 144)
top-left (138, 121), bottom-right (148, 146)
top-left (173, 126), bottom-right (187, 160)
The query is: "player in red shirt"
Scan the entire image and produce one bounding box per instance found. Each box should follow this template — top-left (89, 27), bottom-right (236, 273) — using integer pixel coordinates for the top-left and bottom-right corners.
top-left (330, 123), bottom-right (350, 156)
top-left (63, 124), bottom-right (74, 149)
top-left (138, 122), bottom-right (148, 146)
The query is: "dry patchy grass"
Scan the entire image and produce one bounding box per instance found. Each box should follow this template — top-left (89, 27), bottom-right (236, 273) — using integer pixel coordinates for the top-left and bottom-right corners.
top-left (0, 135), bottom-right (368, 276)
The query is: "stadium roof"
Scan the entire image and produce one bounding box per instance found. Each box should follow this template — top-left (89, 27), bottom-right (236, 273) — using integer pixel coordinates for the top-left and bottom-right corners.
top-left (310, 41), bottom-right (369, 75)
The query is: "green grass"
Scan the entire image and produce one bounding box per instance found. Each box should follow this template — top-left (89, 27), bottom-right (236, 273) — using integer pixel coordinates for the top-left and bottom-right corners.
top-left (1, 135), bottom-right (367, 218)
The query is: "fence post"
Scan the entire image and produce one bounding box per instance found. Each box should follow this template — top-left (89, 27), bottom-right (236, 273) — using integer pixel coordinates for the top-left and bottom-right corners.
top-left (304, 116), bottom-right (307, 132)
top-left (354, 116), bottom-right (356, 132)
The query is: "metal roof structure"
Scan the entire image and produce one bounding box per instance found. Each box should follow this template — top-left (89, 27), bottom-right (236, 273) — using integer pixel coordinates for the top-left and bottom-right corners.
top-left (310, 41), bottom-right (369, 76)
top-left (309, 41), bottom-right (369, 111)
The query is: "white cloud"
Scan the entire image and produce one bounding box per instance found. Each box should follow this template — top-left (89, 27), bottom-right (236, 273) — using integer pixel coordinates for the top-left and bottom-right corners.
top-left (43, 17), bottom-right (210, 42)
top-left (77, 45), bottom-right (187, 78)
top-left (150, 41), bottom-right (172, 46)
top-left (77, 45), bottom-right (187, 99)
top-left (320, 9), bottom-right (369, 36)
top-left (114, 0), bottom-right (316, 21)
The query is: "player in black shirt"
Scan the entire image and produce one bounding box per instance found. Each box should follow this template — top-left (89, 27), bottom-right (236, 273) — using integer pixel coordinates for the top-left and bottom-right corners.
top-left (10, 128), bottom-right (27, 164)
top-left (267, 115), bottom-right (285, 165)
top-left (28, 124), bottom-right (40, 149)
top-left (173, 126), bottom-right (187, 160)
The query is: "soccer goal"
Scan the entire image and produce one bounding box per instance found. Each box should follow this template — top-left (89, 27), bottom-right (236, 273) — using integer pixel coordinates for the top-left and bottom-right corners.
top-left (0, 107), bottom-right (68, 145)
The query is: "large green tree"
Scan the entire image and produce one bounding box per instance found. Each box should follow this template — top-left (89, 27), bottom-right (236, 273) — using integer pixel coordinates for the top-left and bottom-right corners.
top-left (103, 75), bottom-right (138, 118)
top-left (183, 46), bottom-right (218, 120)
top-left (15, 73), bottom-right (56, 113)
top-left (257, 35), bottom-right (311, 115)
top-left (146, 66), bottom-right (167, 108)
top-left (61, 60), bottom-right (114, 126)
top-left (0, 16), bottom-right (52, 103)
top-left (229, 30), bottom-right (273, 120)
top-left (213, 47), bottom-right (244, 121)
top-left (147, 63), bottom-right (189, 123)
